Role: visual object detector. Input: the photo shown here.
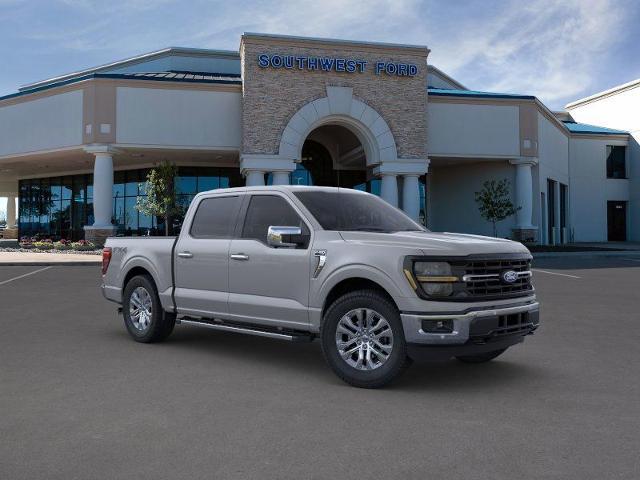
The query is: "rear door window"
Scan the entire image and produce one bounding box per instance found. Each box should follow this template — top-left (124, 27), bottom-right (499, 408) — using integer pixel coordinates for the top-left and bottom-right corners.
top-left (190, 195), bottom-right (242, 238)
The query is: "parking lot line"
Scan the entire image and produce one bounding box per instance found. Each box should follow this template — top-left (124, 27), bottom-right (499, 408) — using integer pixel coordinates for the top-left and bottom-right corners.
top-left (0, 266), bottom-right (52, 286)
top-left (623, 258), bottom-right (640, 263)
top-left (532, 268), bottom-right (581, 279)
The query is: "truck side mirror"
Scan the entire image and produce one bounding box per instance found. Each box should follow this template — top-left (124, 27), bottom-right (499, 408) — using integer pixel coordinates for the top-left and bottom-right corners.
top-left (267, 226), bottom-right (306, 248)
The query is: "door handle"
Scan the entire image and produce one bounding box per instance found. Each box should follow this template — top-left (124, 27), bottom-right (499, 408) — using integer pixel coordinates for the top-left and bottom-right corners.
top-left (230, 253), bottom-right (249, 261)
top-left (177, 251), bottom-right (193, 259)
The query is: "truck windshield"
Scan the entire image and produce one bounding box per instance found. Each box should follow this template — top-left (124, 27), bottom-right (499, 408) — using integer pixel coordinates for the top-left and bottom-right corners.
top-left (294, 191), bottom-right (425, 233)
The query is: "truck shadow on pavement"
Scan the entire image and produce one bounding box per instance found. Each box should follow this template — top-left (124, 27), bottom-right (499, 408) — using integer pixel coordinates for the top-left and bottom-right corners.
top-left (121, 326), bottom-right (544, 392)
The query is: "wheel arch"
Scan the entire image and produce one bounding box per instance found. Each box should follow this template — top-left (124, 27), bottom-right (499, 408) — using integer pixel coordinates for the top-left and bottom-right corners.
top-left (321, 277), bottom-right (399, 320)
top-left (120, 257), bottom-right (162, 299)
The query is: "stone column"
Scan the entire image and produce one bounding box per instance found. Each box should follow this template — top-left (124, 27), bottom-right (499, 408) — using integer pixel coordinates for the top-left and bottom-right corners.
top-left (271, 171), bottom-right (290, 185)
top-left (84, 146), bottom-right (117, 246)
top-left (241, 154), bottom-right (295, 188)
top-left (401, 174), bottom-right (421, 221)
top-left (6, 195), bottom-right (16, 228)
top-left (374, 160), bottom-right (429, 212)
top-left (245, 170), bottom-right (265, 186)
top-left (2, 195), bottom-right (18, 240)
top-left (510, 158), bottom-right (538, 243)
top-left (380, 174), bottom-right (398, 207)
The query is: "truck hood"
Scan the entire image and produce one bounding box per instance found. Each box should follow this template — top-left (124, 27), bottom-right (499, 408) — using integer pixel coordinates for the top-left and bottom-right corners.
top-left (339, 230), bottom-right (531, 256)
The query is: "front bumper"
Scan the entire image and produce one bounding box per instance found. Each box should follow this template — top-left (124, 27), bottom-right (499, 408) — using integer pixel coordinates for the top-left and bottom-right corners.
top-left (401, 301), bottom-right (540, 345)
top-left (401, 301), bottom-right (539, 362)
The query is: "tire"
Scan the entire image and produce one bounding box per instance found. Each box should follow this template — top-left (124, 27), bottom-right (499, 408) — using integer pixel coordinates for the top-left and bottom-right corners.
top-left (455, 348), bottom-right (507, 364)
top-left (321, 289), bottom-right (411, 388)
top-left (122, 274), bottom-right (175, 343)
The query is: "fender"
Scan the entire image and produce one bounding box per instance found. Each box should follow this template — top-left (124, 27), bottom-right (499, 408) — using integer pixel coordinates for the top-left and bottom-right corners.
top-left (312, 262), bottom-right (407, 310)
top-left (120, 255), bottom-right (173, 310)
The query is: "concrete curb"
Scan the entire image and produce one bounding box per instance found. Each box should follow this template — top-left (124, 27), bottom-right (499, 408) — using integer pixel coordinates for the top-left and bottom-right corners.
top-left (533, 251), bottom-right (640, 258)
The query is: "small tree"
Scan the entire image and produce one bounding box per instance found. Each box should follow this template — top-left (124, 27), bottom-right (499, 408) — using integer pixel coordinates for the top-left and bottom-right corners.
top-left (474, 179), bottom-right (519, 237)
top-left (136, 161), bottom-right (181, 236)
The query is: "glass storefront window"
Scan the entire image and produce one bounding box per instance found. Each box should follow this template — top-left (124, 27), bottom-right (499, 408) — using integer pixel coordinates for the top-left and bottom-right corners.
top-left (18, 166), bottom-right (242, 240)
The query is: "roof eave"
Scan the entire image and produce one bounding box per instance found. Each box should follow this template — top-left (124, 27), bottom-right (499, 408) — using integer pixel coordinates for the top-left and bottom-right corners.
top-left (565, 78), bottom-right (640, 109)
top-left (19, 46), bottom-right (240, 93)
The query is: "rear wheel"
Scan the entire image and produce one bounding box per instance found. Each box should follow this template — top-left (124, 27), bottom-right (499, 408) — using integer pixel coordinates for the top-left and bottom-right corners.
top-left (123, 275), bottom-right (175, 343)
top-left (455, 348), bottom-right (507, 364)
top-left (321, 290), bottom-right (411, 388)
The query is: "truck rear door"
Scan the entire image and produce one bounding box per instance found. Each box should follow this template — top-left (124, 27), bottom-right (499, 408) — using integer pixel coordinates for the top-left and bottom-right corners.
top-left (173, 194), bottom-right (243, 318)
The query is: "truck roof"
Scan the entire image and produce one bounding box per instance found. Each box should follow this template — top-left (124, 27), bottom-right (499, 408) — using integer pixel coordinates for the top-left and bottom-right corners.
top-left (196, 185), bottom-right (371, 196)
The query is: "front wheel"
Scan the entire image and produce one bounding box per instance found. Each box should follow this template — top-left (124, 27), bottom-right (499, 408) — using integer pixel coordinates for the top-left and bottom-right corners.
top-left (122, 275), bottom-right (175, 343)
top-left (455, 348), bottom-right (507, 364)
top-left (321, 290), bottom-right (411, 388)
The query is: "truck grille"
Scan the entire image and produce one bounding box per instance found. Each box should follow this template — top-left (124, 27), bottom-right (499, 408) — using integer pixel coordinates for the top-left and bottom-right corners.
top-left (437, 256), bottom-right (533, 301)
top-left (460, 258), bottom-right (532, 298)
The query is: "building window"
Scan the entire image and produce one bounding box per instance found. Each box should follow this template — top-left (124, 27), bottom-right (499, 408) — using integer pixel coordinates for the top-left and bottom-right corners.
top-left (606, 145), bottom-right (626, 179)
top-left (18, 166), bottom-right (242, 240)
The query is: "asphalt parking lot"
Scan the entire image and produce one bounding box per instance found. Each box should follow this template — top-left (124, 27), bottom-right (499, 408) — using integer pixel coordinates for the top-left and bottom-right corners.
top-left (1, 257), bottom-right (639, 479)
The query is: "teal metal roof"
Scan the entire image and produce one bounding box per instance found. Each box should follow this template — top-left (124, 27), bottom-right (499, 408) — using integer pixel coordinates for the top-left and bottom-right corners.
top-left (428, 87), bottom-right (535, 100)
top-left (0, 71), bottom-right (241, 102)
top-left (562, 121), bottom-right (628, 135)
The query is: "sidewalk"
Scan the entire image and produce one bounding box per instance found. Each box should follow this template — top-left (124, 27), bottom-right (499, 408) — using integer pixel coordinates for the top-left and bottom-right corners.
top-left (0, 251), bottom-right (102, 266)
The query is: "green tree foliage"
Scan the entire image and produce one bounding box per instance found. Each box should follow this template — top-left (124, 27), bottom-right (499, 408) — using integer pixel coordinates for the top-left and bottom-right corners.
top-left (474, 179), bottom-right (520, 237)
top-left (135, 161), bottom-right (181, 236)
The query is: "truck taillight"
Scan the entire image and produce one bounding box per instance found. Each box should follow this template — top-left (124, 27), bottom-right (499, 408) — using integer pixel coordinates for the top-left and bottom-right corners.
top-left (102, 247), bottom-right (112, 275)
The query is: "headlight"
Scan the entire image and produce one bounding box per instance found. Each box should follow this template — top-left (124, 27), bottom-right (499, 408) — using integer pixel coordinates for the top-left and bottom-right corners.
top-left (412, 261), bottom-right (457, 297)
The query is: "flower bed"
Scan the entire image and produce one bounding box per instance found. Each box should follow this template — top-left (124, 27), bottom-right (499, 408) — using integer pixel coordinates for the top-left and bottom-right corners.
top-left (3, 237), bottom-right (102, 255)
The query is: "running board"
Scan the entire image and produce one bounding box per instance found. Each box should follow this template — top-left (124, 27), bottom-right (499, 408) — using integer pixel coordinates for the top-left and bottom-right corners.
top-left (177, 318), bottom-right (314, 342)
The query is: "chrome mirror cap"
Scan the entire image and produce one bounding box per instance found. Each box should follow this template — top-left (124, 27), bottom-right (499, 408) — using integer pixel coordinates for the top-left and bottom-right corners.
top-left (267, 226), bottom-right (302, 248)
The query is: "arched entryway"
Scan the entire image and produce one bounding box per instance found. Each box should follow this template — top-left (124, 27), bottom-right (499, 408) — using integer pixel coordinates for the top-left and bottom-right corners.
top-left (290, 124), bottom-right (381, 195)
top-left (241, 86), bottom-right (429, 221)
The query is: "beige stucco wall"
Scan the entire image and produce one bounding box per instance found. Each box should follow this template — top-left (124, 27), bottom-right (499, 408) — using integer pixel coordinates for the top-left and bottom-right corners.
top-left (0, 90), bottom-right (83, 157)
top-left (240, 35), bottom-right (428, 160)
top-left (427, 101), bottom-right (520, 157)
top-left (115, 86), bottom-right (242, 148)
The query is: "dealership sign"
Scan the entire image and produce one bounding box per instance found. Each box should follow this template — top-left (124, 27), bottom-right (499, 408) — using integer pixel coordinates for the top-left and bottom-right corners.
top-left (257, 54), bottom-right (418, 77)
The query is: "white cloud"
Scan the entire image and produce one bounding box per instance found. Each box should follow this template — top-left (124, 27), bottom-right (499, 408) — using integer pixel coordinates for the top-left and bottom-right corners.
top-left (426, 0), bottom-right (628, 107)
top-left (2, 0), bottom-right (634, 109)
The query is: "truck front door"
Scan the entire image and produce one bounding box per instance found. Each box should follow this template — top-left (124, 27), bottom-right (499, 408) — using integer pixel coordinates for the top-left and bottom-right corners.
top-left (227, 193), bottom-right (312, 330)
top-left (173, 194), bottom-right (243, 318)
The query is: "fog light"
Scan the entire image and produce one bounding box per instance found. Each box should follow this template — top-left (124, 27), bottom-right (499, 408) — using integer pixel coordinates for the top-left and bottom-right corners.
top-left (421, 319), bottom-right (454, 333)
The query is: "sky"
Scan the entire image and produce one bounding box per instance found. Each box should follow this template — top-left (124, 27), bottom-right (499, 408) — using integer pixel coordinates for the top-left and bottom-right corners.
top-left (1, 0), bottom-right (639, 108)
top-left (1, 0), bottom-right (639, 213)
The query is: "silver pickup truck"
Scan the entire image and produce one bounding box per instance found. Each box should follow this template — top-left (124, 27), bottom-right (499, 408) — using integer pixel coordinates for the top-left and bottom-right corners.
top-left (101, 186), bottom-right (539, 388)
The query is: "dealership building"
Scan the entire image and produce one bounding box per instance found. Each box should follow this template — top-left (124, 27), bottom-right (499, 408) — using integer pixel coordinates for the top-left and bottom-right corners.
top-left (0, 33), bottom-right (637, 244)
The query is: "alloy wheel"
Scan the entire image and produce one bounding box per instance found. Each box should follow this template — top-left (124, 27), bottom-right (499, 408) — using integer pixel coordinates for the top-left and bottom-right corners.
top-left (335, 308), bottom-right (394, 370)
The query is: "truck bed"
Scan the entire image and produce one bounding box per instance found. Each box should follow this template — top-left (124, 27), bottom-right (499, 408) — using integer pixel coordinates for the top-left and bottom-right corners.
top-left (102, 236), bottom-right (177, 310)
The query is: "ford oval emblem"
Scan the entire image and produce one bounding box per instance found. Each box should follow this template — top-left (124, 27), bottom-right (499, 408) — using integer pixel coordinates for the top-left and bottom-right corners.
top-left (501, 270), bottom-right (519, 284)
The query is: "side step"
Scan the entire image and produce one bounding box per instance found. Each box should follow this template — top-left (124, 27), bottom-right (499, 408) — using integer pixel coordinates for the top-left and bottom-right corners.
top-left (177, 317), bottom-right (314, 343)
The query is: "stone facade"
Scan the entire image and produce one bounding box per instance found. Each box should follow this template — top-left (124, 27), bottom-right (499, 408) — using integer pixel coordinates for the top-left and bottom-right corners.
top-left (240, 34), bottom-right (429, 161)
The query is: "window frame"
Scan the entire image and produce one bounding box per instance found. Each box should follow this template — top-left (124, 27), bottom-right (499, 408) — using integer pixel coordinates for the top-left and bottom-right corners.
top-left (188, 194), bottom-right (243, 239)
top-left (606, 145), bottom-right (627, 179)
top-left (238, 192), bottom-right (313, 249)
